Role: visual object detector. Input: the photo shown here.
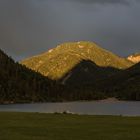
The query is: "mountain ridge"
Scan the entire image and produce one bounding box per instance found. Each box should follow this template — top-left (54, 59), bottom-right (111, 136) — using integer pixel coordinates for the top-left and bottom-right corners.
top-left (21, 41), bottom-right (133, 80)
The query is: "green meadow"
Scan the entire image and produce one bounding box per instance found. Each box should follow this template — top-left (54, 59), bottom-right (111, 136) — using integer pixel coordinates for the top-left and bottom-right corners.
top-left (0, 112), bottom-right (140, 140)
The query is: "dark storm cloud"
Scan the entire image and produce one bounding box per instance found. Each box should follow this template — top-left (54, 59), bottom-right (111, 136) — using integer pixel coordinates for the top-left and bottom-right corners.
top-left (69, 0), bottom-right (129, 5)
top-left (0, 0), bottom-right (140, 60)
top-left (0, 0), bottom-right (51, 60)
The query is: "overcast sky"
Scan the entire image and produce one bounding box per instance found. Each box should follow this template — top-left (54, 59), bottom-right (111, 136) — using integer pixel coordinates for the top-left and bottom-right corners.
top-left (0, 0), bottom-right (140, 61)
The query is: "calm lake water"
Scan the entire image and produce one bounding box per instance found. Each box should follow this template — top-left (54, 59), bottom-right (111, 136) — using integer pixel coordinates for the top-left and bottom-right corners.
top-left (0, 101), bottom-right (140, 116)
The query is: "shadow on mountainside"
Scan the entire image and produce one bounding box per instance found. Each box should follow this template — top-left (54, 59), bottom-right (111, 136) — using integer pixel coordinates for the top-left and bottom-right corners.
top-left (0, 49), bottom-right (53, 103)
top-left (97, 62), bottom-right (140, 100)
top-left (50, 60), bottom-right (140, 101)
top-left (47, 59), bottom-right (122, 101)
top-left (57, 59), bottom-right (122, 86)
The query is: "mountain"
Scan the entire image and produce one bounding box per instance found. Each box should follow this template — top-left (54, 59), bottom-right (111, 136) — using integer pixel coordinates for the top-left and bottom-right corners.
top-left (21, 41), bottom-right (139, 101)
top-left (0, 49), bottom-right (52, 104)
top-left (127, 53), bottom-right (140, 63)
top-left (0, 41), bottom-right (139, 102)
top-left (100, 62), bottom-right (140, 100)
top-left (21, 41), bottom-right (133, 83)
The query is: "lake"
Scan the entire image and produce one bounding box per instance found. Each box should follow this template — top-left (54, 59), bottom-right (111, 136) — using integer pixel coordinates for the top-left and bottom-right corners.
top-left (0, 101), bottom-right (140, 116)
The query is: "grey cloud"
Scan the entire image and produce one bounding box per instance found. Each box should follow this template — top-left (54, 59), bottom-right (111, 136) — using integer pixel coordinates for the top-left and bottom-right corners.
top-left (66, 0), bottom-right (129, 5)
top-left (0, 0), bottom-right (140, 60)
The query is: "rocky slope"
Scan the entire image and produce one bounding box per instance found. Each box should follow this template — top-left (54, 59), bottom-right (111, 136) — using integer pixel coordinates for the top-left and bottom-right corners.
top-left (127, 53), bottom-right (140, 63)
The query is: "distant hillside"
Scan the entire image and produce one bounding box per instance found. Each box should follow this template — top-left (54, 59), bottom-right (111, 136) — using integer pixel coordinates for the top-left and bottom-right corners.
top-left (0, 49), bottom-right (52, 104)
top-left (127, 53), bottom-right (140, 63)
top-left (21, 41), bottom-right (133, 82)
top-left (100, 62), bottom-right (140, 100)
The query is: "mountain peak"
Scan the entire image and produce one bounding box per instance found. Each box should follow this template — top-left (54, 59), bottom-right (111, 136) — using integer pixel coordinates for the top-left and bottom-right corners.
top-left (21, 41), bottom-right (133, 80)
top-left (127, 53), bottom-right (140, 63)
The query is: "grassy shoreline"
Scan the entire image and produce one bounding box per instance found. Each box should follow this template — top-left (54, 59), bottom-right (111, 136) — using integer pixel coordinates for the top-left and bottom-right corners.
top-left (0, 112), bottom-right (140, 140)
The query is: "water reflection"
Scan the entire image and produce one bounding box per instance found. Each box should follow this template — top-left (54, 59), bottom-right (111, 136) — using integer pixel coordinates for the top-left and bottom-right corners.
top-left (0, 101), bottom-right (140, 116)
